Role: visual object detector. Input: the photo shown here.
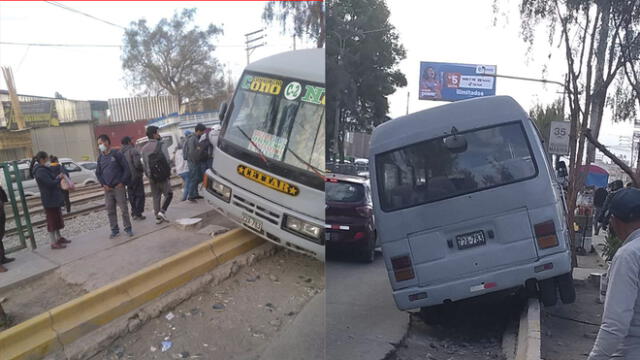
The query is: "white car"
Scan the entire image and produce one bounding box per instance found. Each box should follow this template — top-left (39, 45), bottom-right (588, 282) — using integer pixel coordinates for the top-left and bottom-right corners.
top-left (0, 158), bottom-right (98, 198)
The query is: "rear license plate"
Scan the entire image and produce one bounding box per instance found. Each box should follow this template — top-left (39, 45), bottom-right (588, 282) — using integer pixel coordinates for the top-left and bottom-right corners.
top-left (456, 230), bottom-right (486, 250)
top-left (242, 213), bottom-right (263, 233)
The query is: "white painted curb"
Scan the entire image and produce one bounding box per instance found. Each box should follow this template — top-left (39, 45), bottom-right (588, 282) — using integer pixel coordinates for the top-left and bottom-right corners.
top-left (515, 298), bottom-right (542, 360)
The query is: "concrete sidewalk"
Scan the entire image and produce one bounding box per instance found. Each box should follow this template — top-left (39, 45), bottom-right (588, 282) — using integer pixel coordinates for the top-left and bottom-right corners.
top-left (0, 199), bottom-right (236, 293)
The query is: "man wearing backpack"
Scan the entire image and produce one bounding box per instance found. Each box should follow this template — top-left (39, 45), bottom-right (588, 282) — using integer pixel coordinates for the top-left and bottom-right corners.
top-left (121, 136), bottom-right (146, 221)
top-left (141, 126), bottom-right (173, 224)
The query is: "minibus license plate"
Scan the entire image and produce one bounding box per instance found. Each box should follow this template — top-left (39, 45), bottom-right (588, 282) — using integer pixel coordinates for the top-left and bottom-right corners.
top-left (456, 231), bottom-right (486, 250)
top-left (242, 213), bottom-right (263, 233)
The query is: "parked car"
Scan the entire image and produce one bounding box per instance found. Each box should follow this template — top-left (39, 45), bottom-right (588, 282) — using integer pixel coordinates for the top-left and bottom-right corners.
top-left (325, 173), bottom-right (377, 262)
top-left (77, 161), bottom-right (97, 172)
top-left (0, 158), bottom-right (98, 198)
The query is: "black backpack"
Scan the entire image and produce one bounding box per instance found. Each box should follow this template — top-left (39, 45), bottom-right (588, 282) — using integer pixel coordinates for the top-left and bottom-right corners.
top-left (148, 141), bottom-right (171, 182)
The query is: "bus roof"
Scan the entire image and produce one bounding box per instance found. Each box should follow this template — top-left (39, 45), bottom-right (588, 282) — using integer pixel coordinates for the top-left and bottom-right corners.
top-left (245, 48), bottom-right (324, 84)
top-left (371, 96), bottom-right (530, 154)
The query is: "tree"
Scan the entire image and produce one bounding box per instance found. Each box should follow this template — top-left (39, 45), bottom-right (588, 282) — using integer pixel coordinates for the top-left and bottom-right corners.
top-left (121, 9), bottom-right (226, 105)
top-left (327, 0), bottom-right (407, 162)
top-left (530, 98), bottom-right (565, 147)
top-left (263, 1), bottom-right (325, 48)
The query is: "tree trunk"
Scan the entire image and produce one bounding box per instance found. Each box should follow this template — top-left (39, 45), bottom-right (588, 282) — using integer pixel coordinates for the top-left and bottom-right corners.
top-left (585, 129), bottom-right (640, 187)
top-left (586, 0), bottom-right (611, 164)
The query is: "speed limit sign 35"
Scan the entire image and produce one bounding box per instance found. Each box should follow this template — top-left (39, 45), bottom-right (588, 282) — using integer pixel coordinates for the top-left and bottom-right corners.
top-left (549, 121), bottom-right (571, 155)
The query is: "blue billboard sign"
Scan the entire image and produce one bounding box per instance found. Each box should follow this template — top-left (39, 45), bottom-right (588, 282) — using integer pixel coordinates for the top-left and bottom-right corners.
top-left (419, 61), bottom-right (497, 102)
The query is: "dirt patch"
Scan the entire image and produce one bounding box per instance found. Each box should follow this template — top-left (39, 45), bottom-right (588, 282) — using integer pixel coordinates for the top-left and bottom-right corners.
top-left (541, 279), bottom-right (602, 360)
top-left (1, 271), bottom-right (87, 330)
top-left (91, 250), bottom-right (323, 360)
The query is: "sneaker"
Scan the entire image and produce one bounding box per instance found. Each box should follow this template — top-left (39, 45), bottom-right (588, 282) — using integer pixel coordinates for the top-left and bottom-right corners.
top-left (156, 217), bottom-right (163, 224)
top-left (138, 215), bottom-right (146, 220)
top-left (194, 195), bottom-right (204, 200)
top-left (188, 198), bottom-right (197, 203)
top-left (158, 211), bottom-right (169, 223)
top-left (131, 215), bottom-right (139, 221)
top-left (110, 231), bottom-right (120, 239)
top-left (125, 228), bottom-right (134, 237)
top-left (58, 237), bottom-right (72, 244)
top-left (51, 242), bottom-right (66, 249)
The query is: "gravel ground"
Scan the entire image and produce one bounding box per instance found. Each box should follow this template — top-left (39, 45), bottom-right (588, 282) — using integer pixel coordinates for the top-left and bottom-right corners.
top-left (92, 250), bottom-right (324, 360)
top-left (388, 295), bottom-right (522, 360)
top-left (4, 182), bottom-right (188, 250)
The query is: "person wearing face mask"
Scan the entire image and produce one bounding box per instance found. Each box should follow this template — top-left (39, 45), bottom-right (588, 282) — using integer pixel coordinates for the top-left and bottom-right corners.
top-left (95, 134), bottom-right (133, 238)
top-left (30, 151), bottom-right (70, 249)
top-left (588, 188), bottom-right (640, 359)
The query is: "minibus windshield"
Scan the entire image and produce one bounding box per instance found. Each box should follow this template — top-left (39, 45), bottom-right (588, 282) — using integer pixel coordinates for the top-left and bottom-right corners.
top-left (376, 122), bottom-right (538, 211)
top-left (223, 72), bottom-right (325, 175)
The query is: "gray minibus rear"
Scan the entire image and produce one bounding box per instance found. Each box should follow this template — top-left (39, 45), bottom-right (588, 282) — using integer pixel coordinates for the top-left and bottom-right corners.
top-left (369, 96), bottom-right (574, 313)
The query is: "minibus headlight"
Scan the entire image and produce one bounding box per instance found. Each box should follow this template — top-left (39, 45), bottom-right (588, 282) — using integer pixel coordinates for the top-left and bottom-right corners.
top-left (208, 178), bottom-right (231, 202)
top-left (284, 215), bottom-right (322, 242)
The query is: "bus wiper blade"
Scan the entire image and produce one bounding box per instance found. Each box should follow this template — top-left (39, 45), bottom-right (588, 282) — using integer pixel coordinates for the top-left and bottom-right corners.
top-left (236, 126), bottom-right (269, 166)
top-left (287, 148), bottom-right (326, 180)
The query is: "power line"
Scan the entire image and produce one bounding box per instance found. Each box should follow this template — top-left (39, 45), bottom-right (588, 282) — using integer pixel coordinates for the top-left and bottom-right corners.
top-left (44, 1), bottom-right (126, 30)
top-left (1, 41), bottom-right (120, 48)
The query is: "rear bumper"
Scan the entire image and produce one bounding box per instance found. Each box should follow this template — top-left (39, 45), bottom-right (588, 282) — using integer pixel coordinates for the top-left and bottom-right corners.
top-left (325, 225), bottom-right (372, 246)
top-left (390, 250), bottom-right (572, 310)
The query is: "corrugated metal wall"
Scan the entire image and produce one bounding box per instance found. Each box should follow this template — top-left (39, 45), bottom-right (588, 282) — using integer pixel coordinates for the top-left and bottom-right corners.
top-left (94, 120), bottom-right (147, 149)
top-left (108, 96), bottom-right (179, 123)
top-left (31, 121), bottom-right (97, 161)
top-left (55, 99), bottom-right (91, 123)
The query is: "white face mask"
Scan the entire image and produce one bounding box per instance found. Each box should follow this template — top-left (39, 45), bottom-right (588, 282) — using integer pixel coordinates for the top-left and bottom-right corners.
top-left (98, 144), bottom-right (107, 152)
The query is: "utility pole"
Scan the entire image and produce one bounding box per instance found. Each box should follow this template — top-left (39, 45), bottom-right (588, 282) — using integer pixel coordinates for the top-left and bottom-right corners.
top-left (406, 92), bottom-right (410, 115)
top-left (245, 29), bottom-right (266, 65)
top-left (1, 66), bottom-right (25, 130)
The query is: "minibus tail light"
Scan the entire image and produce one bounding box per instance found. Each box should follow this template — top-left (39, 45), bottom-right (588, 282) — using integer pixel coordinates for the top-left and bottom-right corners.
top-left (391, 255), bottom-right (415, 282)
top-left (534, 220), bottom-right (559, 249)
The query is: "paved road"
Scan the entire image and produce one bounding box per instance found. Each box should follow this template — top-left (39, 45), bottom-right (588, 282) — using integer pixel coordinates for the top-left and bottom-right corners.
top-left (326, 252), bottom-right (409, 360)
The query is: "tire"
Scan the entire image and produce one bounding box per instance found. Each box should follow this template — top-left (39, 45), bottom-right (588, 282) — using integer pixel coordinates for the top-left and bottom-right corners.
top-left (357, 235), bottom-right (375, 263)
top-left (557, 272), bottom-right (576, 304)
top-left (539, 278), bottom-right (558, 307)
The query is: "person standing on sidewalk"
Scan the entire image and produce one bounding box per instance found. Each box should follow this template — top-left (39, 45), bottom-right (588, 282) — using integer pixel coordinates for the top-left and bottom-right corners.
top-left (96, 135), bottom-right (133, 238)
top-left (30, 151), bottom-right (71, 249)
top-left (0, 184), bottom-right (13, 272)
top-left (141, 126), bottom-right (173, 224)
top-left (174, 137), bottom-right (190, 201)
top-left (48, 155), bottom-right (71, 213)
top-left (588, 187), bottom-right (640, 360)
top-left (121, 136), bottom-right (146, 221)
top-left (183, 124), bottom-right (206, 202)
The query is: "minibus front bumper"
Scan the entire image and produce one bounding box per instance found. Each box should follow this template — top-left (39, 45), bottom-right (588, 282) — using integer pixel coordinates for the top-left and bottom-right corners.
top-left (390, 250), bottom-right (572, 310)
top-left (203, 171), bottom-right (325, 261)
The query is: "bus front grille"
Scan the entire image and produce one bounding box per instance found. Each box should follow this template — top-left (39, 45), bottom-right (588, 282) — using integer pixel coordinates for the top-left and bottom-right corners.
top-left (232, 194), bottom-right (281, 225)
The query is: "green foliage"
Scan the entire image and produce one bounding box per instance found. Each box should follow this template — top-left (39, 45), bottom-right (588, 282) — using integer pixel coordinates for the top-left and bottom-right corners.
top-left (327, 0), bottom-right (407, 160)
top-left (603, 233), bottom-right (624, 261)
top-left (121, 9), bottom-right (226, 104)
top-left (529, 98), bottom-right (565, 147)
top-left (263, 1), bottom-right (325, 48)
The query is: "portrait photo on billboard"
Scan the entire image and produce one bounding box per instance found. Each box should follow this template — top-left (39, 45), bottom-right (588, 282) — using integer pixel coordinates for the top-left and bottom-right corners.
top-left (418, 61), bottom-right (497, 102)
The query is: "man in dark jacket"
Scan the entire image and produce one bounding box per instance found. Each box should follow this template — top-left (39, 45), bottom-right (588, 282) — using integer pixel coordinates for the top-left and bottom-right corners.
top-left (141, 126), bottom-right (173, 224)
top-left (183, 123), bottom-right (206, 201)
top-left (96, 134), bottom-right (133, 238)
top-left (121, 136), bottom-right (146, 220)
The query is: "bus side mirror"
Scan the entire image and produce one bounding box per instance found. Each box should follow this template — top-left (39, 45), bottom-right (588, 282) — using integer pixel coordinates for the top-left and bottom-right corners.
top-left (218, 102), bottom-right (228, 124)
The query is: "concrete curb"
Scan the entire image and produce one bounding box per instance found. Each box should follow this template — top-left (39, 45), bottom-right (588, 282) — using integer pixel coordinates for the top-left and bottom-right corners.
top-left (515, 298), bottom-right (542, 360)
top-left (0, 228), bottom-right (264, 360)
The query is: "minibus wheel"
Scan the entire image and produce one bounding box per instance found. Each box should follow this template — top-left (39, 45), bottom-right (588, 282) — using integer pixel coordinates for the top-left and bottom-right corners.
top-left (539, 278), bottom-right (558, 306)
top-left (357, 235), bottom-right (375, 263)
top-left (557, 273), bottom-right (576, 304)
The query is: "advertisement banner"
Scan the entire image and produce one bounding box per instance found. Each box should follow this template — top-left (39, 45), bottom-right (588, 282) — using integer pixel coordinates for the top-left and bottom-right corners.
top-left (419, 62), bottom-right (497, 102)
top-left (2, 100), bottom-right (60, 129)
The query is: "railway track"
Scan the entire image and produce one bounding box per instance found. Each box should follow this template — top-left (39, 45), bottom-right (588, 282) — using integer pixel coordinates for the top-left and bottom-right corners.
top-left (5, 180), bottom-right (184, 237)
top-left (4, 176), bottom-right (180, 223)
